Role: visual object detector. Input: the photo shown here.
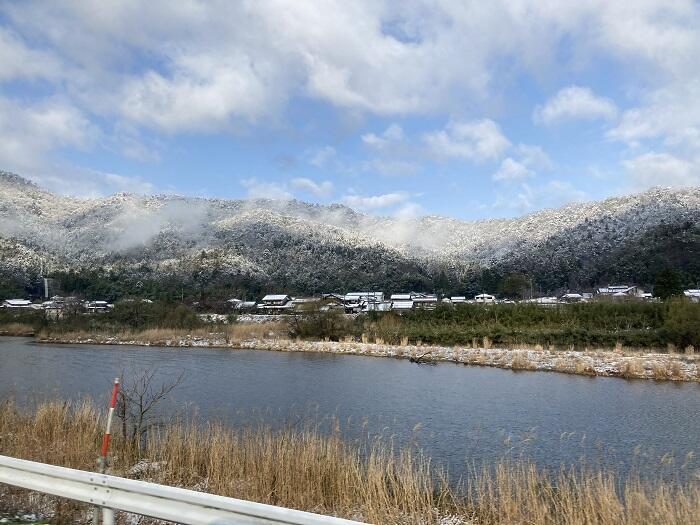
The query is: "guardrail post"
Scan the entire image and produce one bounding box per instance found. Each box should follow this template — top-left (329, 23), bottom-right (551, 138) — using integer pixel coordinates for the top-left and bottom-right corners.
top-left (102, 508), bottom-right (115, 525)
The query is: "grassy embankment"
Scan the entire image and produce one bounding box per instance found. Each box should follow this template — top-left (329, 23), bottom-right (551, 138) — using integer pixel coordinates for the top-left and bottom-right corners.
top-left (0, 323), bottom-right (34, 336)
top-left (8, 299), bottom-right (699, 350)
top-left (4, 300), bottom-right (700, 380)
top-left (1, 399), bottom-right (698, 525)
top-left (351, 300), bottom-right (700, 350)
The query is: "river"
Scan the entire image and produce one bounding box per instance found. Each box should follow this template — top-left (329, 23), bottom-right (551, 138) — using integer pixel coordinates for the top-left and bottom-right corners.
top-left (1, 337), bottom-right (698, 480)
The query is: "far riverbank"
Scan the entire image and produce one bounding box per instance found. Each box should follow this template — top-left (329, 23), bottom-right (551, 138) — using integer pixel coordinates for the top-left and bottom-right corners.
top-left (35, 329), bottom-right (700, 382)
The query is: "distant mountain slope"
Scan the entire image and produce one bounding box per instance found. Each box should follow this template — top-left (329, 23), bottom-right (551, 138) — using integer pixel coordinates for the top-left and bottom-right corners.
top-left (1, 170), bottom-right (698, 298)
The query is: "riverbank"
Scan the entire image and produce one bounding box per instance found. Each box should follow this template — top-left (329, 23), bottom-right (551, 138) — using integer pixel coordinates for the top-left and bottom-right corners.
top-left (0, 323), bottom-right (34, 337)
top-left (1, 399), bottom-right (698, 525)
top-left (35, 328), bottom-right (700, 382)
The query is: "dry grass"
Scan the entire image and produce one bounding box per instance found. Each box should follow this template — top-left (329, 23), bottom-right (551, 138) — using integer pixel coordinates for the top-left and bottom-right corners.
top-left (620, 358), bottom-right (645, 379)
top-left (36, 323), bottom-right (288, 346)
top-left (0, 323), bottom-right (34, 336)
top-left (1, 400), bottom-right (698, 524)
top-left (574, 359), bottom-right (596, 376)
top-left (511, 351), bottom-right (536, 370)
top-left (650, 361), bottom-right (687, 381)
top-left (221, 322), bottom-right (288, 342)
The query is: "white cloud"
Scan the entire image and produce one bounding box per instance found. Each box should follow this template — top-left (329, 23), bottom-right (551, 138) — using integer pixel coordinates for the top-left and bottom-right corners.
top-left (362, 123), bottom-right (405, 150)
top-left (534, 85), bottom-right (618, 125)
top-left (0, 96), bottom-right (94, 173)
top-left (3, 0), bottom-right (699, 131)
top-left (23, 168), bottom-right (157, 197)
top-left (309, 146), bottom-right (337, 168)
top-left (362, 158), bottom-right (420, 177)
top-left (492, 158), bottom-right (534, 182)
top-left (423, 119), bottom-right (510, 161)
top-left (493, 180), bottom-right (587, 214)
top-left (241, 177), bottom-right (334, 201)
top-left (607, 80), bottom-right (700, 149)
top-left (241, 178), bottom-right (292, 200)
top-left (0, 28), bottom-right (62, 81)
top-left (2, 0), bottom-right (700, 213)
top-left (119, 53), bottom-right (288, 133)
top-left (290, 177), bottom-right (334, 197)
top-left (342, 192), bottom-right (410, 210)
top-left (394, 201), bottom-right (425, 218)
top-left (515, 144), bottom-right (553, 170)
top-left (622, 152), bottom-right (700, 188)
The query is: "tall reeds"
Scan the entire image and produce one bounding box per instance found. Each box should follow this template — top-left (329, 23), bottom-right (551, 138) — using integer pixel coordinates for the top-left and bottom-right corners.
top-left (35, 322), bottom-right (288, 346)
top-left (0, 400), bottom-right (698, 524)
top-left (0, 322), bottom-right (34, 336)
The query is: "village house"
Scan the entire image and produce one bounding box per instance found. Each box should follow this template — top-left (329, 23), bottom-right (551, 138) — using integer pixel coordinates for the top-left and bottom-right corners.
top-left (227, 298), bottom-right (257, 311)
top-left (412, 293), bottom-right (438, 310)
top-left (560, 293), bottom-right (585, 303)
top-left (391, 299), bottom-right (414, 311)
top-left (227, 298), bottom-right (243, 308)
top-left (1, 299), bottom-right (34, 309)
top-left (389, 292), bottom-right (437, 311)
top-left (597, 286), bottom-right (656, 301)
top-left (450, 296), bottom-right (467, 304)
top-left (343, 292), bottom-right (384, 313)
top-left (522, 296), bottom-right (559, 305)
top-left (319, 293), bottom-right (345, 311)
top-left (597, 285), bottom-right (637, 297)
top-left (389, 293), bottom-right (412, 311)
top-left (41, 299), bottom-right (65, 320)
top-left (291, 297), bottom-right (322, 311)
top-left (474, 293), bottom-right (496, 304)
top-left (684, 289), bottom-right (700, 302)
top-left (85, 300), bottom-right (113, 313)
top-left (258, 294), bottom-right (294, 313)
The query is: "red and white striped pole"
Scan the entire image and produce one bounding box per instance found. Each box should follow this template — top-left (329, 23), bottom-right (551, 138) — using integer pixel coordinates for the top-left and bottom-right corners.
top-left (99, 377), bottom-right (120, 473)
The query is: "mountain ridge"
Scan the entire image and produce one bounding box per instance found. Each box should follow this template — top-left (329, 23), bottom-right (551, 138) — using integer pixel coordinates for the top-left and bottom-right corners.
top-left (1, 170), bottom-right (699, 298)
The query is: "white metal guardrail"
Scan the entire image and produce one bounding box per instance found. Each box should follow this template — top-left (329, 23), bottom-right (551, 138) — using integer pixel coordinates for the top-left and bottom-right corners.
top-left (0, 455), bottom-right (369, 525)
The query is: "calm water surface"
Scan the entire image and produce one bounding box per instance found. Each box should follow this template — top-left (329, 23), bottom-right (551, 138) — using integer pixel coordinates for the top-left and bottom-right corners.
top-left (1, 337), bottom-right (698, 479)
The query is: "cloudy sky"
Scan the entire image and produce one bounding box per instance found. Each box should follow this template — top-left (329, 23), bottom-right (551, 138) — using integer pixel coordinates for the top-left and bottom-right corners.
top-left (1, 1), bottom-right (699, 219)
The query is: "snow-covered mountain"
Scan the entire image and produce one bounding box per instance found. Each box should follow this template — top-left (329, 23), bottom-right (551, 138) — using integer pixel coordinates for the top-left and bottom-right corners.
top-left (1, 170), bottom-right (699, 297)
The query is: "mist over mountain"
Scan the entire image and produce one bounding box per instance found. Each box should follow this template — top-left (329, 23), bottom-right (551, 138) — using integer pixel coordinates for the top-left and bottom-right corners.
top-left (1, 170), bottom-right (698, 299)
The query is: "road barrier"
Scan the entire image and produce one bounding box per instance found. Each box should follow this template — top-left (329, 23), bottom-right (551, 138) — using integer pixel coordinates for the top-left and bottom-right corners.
top-left (0, 455), bottom-right (368, 525)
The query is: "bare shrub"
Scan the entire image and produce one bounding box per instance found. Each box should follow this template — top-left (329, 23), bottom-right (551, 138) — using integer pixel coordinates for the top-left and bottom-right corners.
top-left (117, 369), bottom-right (184, 451)
top-left (620, 358), bottom-right (644, 379)
top-left (574, 359), bottom-right (596, 376)
top-left (511, 352), bottom-right (534, 370)
top-left (668, 361), bottom-right (684, 379)
top-left (651, 362), bottom-right (670, 380)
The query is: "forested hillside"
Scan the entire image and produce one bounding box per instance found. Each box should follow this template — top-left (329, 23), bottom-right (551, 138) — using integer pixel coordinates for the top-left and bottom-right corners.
top-left (1, 171), bottom-right (698, 300)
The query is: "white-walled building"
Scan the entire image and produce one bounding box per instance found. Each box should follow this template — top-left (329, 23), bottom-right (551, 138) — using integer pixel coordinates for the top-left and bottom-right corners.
top-left (1, 299), bottom-right (34, 309)
top-left (474, 293), bottom-right (496, 304)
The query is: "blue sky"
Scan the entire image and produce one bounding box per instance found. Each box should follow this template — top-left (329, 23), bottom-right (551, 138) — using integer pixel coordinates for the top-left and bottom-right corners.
top-left (1, 1), bottom-right (699, 220)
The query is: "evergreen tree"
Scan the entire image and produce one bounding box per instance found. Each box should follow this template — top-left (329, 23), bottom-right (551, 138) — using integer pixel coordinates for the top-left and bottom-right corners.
top-left (654, 268), bottom-right (683, 299)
